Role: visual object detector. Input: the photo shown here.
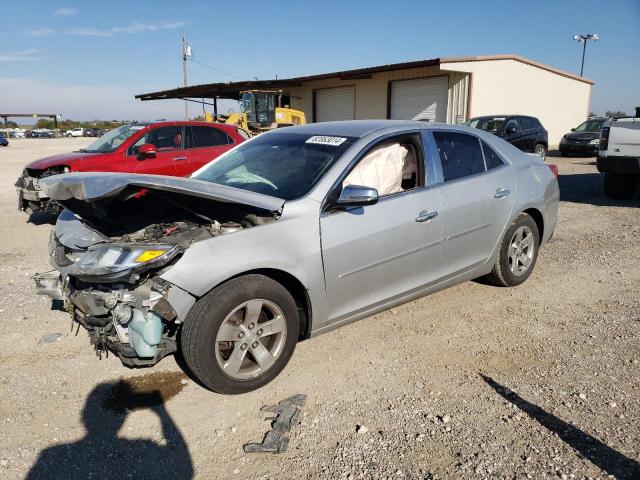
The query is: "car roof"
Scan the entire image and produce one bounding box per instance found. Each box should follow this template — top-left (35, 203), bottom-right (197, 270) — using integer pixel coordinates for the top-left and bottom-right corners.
top-left (268, 120), bottom-right (433, 138)
top-left (470, 114), bottom-right (539, 120)
top-left (131, 120), bottom-right (240, 134)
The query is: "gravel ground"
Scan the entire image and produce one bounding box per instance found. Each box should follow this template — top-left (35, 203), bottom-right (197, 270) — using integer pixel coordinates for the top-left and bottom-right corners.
top-left (0, 138), bottom-right (638, 480)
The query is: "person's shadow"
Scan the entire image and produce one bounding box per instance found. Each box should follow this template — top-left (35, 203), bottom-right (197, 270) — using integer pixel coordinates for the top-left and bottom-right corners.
top-left (27, 380), bottom-right (194, 480)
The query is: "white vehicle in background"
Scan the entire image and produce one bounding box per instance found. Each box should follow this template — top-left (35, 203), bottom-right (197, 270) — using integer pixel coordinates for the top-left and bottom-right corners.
top-left (597, 107), bottom-right (640, 199)
top-left (66, 128), bottom-right (85, 137)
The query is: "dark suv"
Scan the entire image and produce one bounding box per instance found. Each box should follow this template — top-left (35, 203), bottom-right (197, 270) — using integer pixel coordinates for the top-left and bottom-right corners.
top-left (465, 115), bottom-right (548, 158)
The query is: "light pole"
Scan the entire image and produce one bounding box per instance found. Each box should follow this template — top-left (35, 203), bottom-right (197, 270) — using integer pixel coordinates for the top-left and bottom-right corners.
top-left (573, 33), bottom-right (598, 77)
top-left (182, 33), bottom-right (192, 120)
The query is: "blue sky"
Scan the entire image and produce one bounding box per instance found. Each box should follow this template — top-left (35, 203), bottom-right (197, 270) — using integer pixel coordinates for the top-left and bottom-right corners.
top-left (1, 0), bottom-right (638, 122)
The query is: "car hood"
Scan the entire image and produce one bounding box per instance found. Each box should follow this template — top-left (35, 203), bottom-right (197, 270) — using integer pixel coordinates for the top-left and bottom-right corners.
top-left (40, 172), bottom-right (285, 212)
top-left (564, 131), bottom-right (600, 141)
top-left (25, 151), bottom-right (106, 170)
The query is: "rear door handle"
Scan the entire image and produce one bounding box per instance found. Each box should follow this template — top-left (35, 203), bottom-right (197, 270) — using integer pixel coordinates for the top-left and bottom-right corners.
top-left (494, 188), bottom-right (511, 198)
top-left (415, 210), bottom-right (438, 222)
top-left (173, 156), bottom-right (188, 161)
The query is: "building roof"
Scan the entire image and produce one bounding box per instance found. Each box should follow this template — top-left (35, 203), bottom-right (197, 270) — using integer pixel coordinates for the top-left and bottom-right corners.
top-left (135, 54), bottom-right (593, 102)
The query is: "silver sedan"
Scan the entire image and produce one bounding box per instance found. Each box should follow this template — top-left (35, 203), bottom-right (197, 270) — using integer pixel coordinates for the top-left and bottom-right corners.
top-left (37, 120), bottom-right (559, 393)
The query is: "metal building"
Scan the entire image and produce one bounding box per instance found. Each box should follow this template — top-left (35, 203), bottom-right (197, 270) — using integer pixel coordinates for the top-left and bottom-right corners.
top-left (137, 54), bottom-right (594, 145)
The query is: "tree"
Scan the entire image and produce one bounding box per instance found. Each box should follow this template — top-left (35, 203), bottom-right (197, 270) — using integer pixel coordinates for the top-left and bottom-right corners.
top-left (588, 111), bottom-right (598, 117)
top-left (605, 110), bottom-right (627, 118)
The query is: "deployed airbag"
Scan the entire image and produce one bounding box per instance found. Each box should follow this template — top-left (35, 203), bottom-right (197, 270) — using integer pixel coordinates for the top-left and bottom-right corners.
top-left (343, 143), bottom-right (408, 196)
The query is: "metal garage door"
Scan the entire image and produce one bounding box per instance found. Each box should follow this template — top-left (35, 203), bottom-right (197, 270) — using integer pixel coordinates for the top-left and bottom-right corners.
top-left (390, 76), bottom-right (448, 122)
top-left (315, 86), bottom-right (356, 122)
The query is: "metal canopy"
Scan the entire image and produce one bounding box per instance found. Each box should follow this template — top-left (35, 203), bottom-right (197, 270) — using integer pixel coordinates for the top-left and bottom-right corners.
top-left (135, 58), bottom-right (441, 101)
top-left (2, 113), bottom-right (61, 127)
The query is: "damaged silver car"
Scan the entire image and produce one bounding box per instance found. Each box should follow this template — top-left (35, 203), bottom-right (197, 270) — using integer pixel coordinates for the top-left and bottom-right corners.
top-left (36, 121), bottom-right (559, 394)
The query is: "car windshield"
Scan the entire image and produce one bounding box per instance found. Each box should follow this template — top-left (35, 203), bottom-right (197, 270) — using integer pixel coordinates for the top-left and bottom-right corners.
top-left (574, 120), bottom-right (604, 132)
top-left (78, 124), bottom-right (147, 153)
top-left (465, 117), bottom-right (506, 132)
top-left (193, 132), bottom-right (355, 200)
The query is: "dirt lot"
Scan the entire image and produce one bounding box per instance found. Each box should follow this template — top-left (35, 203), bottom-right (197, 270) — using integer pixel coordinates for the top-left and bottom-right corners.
top-left (0, 138), bottom-right (639, 479)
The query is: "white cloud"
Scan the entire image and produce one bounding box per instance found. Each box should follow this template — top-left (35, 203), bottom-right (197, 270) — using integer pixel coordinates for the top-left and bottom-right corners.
top-left (66, 20), bottom-right (185, 37)
top-left (0, 49), bottom-right (40, 62)
top-left (53, 7), bottom-right (78, 16)
top-left (27, 28), bottom-right (55, 37)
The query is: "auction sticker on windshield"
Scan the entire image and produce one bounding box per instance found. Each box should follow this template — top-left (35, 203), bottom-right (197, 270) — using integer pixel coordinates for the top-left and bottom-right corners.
top-left (305, 136), bottom-right (347, 146)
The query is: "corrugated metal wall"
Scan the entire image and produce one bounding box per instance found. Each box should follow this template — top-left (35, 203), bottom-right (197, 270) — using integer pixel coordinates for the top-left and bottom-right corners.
top-left (441, 58), bottom-right (592, 145)
top-left (447, 72), bottom-right (469, 124)
top-left (289, 66), bottom-right (469, 124)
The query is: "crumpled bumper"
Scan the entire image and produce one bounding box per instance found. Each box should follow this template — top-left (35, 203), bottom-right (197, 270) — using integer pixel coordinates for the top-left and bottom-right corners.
top-left (34, 267), bottom-right (196, 365)
top-left (34, 270), bottom-right (65, 300)
top-left (15, 175), bottom-right (50, 211)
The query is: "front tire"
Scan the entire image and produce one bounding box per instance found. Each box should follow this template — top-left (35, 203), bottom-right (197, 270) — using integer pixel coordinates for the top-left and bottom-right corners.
top-left (180, 274), bottom-right (299, 394)
top-left (534, 143), bottom-right (547, 159)
top-left (485, 213), bottom-right (540, 287)
top-left (603, 173), bottom-right (636, 200)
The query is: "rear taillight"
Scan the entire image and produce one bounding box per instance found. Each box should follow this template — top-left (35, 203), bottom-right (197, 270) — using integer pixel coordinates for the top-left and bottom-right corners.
top-left (599, 127), bottom-right (610, 150)
top-left (547, 163), bottom-right (559, 179)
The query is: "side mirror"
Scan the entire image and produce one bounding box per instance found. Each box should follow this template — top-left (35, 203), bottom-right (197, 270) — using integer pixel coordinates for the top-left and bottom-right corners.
top-left (506, 126), bottom-right (517, 135)
top-left (336, 185), bottom-right (379, 207)
top-left (570, 128), bottom-right (576, 132)
top-left (137, 143), bottom-right (157, 159)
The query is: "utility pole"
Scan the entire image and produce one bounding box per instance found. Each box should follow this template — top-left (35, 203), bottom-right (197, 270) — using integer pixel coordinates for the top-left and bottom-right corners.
top-left (182, 33), bottom-right (191, 120)
top-left (573, 33), bottom-right (598, 77)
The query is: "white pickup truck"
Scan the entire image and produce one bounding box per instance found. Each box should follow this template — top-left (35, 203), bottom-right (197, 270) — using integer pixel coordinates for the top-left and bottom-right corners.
top-left (597, 108), bottom-right (640, 199)
top-left (66, 128), bottom-right (85, 137)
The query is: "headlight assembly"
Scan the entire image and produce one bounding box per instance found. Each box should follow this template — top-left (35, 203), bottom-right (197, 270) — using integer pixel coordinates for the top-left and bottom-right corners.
top-left (589, 138), bottom-right (600, 145)
top-left (70, 244), bottom-right (182, 282)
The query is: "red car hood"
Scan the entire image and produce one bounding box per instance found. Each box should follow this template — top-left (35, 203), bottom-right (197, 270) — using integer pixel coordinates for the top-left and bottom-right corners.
top-left (25, 151), bottom-right (108, 170)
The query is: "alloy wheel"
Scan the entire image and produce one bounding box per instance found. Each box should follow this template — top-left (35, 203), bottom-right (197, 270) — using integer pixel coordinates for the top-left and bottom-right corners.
top-left (508, 226), bottom-right (535, 276)
top-left (214, 299), bottom-right (287, 380)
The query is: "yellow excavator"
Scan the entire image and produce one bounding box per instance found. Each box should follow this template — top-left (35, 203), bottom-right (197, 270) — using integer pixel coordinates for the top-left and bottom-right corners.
top-left (206, 90), bottom-right (306, 135)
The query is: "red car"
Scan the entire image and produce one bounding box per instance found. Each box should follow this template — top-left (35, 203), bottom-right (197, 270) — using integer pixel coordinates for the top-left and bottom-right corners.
top-left (16, 121), bottom-right (247, 214)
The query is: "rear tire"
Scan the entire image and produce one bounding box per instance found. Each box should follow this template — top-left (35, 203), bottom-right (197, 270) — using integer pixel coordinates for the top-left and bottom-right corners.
top-left (485, 213), bottom-right (540, 287)
top-left (180, 274), bottom-right (299, 394)
top-left (603, 173), bottom-right (637, 200)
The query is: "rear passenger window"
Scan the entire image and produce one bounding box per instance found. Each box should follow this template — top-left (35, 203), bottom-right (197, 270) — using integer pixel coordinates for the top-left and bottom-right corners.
top-left (433, 132), bottom-right (485, 182)
top-left (481, 141), bottom-right (504, 170)
top-left (187, 126), bottom-right (232, 148)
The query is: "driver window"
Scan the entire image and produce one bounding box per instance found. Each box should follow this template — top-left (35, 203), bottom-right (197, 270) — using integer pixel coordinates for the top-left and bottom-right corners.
top-left (343, 136), bottom-right (423, 197)
top-left (505, 118), bottom-right (520, 132)
top-left (145, 126), bottom-right (184, 151)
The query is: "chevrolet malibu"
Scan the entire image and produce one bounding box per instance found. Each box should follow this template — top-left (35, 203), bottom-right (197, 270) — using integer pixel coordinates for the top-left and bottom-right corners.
top-left (36, 120), bottom-right (559, 394)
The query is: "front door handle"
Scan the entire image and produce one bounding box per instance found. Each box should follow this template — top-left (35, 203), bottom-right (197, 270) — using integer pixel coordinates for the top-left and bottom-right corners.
top-left (173, 156), bottom-right (188, 161)
top-left (494, 188), bottom-right (511, 198)
top-left (415, 210), bottom-right (438, 222)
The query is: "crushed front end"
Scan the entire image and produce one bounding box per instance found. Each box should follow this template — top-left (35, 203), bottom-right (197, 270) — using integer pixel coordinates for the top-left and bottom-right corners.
top-left (34, 173), bottom-right (281, 368)
top-left (16, 167), bottom-right (67, 214)
top-left (37, 214), bottom-right (203, 366)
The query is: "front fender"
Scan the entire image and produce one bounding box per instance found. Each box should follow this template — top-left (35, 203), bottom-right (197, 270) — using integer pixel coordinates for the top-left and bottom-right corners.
top-left (159, 199), bottom-right (328, 326)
